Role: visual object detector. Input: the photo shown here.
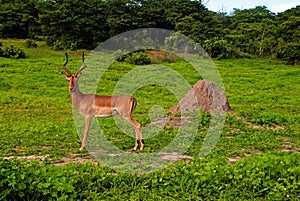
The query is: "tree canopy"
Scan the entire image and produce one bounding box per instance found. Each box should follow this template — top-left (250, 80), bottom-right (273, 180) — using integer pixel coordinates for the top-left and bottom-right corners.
top-left (0, 0), bottom-right (299, 64)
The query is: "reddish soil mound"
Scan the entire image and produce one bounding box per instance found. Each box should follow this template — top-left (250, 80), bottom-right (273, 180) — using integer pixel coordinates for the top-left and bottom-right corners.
top-left (169, 79), bottom-right (233, 115)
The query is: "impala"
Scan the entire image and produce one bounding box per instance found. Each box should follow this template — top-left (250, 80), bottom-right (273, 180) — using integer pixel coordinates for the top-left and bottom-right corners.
top-left (62, 53), bottom-right (144, 151)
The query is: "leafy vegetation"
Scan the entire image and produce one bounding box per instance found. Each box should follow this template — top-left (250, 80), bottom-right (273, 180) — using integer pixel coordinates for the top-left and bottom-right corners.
top-left (0, 0), bottom-right (299, 199)
top-left (124, 51), bottom-right (152, 65)
top-left (0, 40), bottom-right (299, 200)
top-left (25, 39), bottom-right (38, 48)
top-left (0, 153), bottom-right (299, 200)
top-left (0, 44), bottom-right (26, 58)
top-left (0, 0), bottom-right (299, 64)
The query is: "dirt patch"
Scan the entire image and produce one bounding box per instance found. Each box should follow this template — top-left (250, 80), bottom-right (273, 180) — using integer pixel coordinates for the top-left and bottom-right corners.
top-left (150, 116), bottom-right (190, 129)
top-left (270, 125), bottom-right (285, 131)
top-left (224, 136), bottom-right (235, 139)
top-left (1, 151), bottom-right (193, 167)
top-left (2, 153), bottom-right (97, 166)
top-left (53, 155), bottom-right (98, 167)
top-left (159, 152), bottom-right (193, 162)
top-left (227, 150), bottom-right (263, 164)
top-left (146, 50), bottom-right (176, 62)
top-left (227, 156), bottom-right (243, 164)
top-left (241, 118), bottom-right (286, 131)
top-left (281, 140), bottom-right (299, 153)
top-left (3, 155), bottom-right (49, 161)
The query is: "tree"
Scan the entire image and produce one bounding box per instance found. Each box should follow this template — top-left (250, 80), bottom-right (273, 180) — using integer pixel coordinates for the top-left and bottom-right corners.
top-left (226, 6), bottom-right (278, 56)
top-left (0, 0), bottom-right (41, 38)
top-left (275, 6), bottom-right (300, 64)
top-left (230, 6), bottom-right (275, 28)
top-left (203, 38), bottom-right (239, 59)
top-left (280, 42), bottom-right (300, 65)
top-left (39, 0), bottom-right (107, 49)
top-left (0, 0), bottom-right (298, 65)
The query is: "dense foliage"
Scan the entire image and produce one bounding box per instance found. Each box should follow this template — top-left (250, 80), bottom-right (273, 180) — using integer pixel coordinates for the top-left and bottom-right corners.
top-left (1, 153), bottom-right (299, 200)
top-left (0, 44), bottom-right (26, 58)
top-left (0, 0), bottom-right (299, 63)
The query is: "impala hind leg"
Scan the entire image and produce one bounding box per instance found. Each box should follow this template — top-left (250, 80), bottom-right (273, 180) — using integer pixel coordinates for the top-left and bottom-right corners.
top-left (133, 121), bottom-right (144, 151)
top-left (80, 116), bottom-right (93, 151)
top-left (122, 116), bottom-right (144, 151)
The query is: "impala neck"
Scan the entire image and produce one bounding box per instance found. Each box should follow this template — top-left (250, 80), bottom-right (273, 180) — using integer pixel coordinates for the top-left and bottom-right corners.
top-left (70, 82), bottom-right (83, 108)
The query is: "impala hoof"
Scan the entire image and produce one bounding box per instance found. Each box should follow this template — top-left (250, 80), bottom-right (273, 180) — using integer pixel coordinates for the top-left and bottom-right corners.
top-left (79, 146), bottom-right (85, 151)
top-left (140, 139), bottom-right (145, 151)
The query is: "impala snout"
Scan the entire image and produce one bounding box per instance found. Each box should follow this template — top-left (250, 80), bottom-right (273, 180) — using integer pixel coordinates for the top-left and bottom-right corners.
top-left (68, 77), bottom-right (76, 92)
top-left (69, 84), bottom-right (76, 92)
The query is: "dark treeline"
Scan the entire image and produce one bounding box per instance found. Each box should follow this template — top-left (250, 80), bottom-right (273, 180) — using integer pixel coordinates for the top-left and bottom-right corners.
top-left (0, 0), bottom-right (299, 64)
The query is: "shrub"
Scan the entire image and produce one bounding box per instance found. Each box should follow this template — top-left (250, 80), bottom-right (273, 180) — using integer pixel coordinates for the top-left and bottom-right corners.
top-left (52, 40), bottom-right (66, 51)
top-left (114, 49), bottom-right (128, 62)
top-left (125, 52), bottom-right (151, 65)
top-left (203, 38), bottom-right (240, 59)
top-left (0, 24), bottom-right (3, 38)
top-left (70, 42), bottom-right (78, 51)
top-left (279, 42), bottom-right (299, 65)
top-left (2, 45), bottom-right (26, 59)
top-left (25, 39), bottom-right (38, 48)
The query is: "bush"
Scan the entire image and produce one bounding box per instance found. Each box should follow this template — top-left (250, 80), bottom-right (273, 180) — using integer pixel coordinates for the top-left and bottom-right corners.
top-left (25, 39), bottom-right (38, 48)
top-left (125, 52), bottom-right (151, 65)
top-left (203, 39), bottom-right (240, 60)
top-left (1, 45), bottom-right (26, 59)
top-left (70, 42), bottom-right (78, 51)
top-left (0, 24), bottom-right (3, 38)
top-left (114, 49), bottom-right (128, 62)
top-left (279, 42), bottom-right (299, 65)
top-left (52, 40), bottom-right (66, 51)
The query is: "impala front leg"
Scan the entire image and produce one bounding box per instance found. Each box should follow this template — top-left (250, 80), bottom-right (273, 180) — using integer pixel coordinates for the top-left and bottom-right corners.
top-left (133, 138), bottom-right (139, 151)
top-left (80, 115), bottom-right (93, 151)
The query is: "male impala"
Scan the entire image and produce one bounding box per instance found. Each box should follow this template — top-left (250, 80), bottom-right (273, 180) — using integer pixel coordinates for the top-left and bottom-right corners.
top-left (62, 53), bottom-right (144, 151)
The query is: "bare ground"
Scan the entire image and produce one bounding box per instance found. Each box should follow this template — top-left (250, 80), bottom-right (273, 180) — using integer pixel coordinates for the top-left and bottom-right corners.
top-left (1, 118), bottom-right (297, 166)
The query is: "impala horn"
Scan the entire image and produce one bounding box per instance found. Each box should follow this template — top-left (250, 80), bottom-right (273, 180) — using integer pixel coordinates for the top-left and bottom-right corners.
top-left (62, 52), bottom-right (72, 77)
top-left (75, 52), bottom-right (87, 77)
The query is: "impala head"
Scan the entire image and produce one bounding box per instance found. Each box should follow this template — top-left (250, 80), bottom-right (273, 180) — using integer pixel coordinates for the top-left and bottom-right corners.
top-left (62, 53), bottom-right (87, 92)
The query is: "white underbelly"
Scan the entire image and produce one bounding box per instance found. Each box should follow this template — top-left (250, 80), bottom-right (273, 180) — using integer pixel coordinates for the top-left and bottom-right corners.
top-left (94, 110), bottom-right (118, 118)
top-left (94, 114), bottom-right (113, 118)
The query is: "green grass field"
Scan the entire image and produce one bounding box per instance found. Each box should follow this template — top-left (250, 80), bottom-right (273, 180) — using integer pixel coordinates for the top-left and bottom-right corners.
top-left (0, 40), bottom-right (299, 200)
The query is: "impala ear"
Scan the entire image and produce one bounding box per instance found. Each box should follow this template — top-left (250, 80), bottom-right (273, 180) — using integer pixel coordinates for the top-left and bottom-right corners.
top-left (62, 72), bottom-right (70, 80)
top-left (75, 72), bottom-right (82, 80)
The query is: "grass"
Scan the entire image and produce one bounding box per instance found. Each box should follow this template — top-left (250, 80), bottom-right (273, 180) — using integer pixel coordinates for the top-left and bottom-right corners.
top-left (0, 40), bottom-right (299, 200)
